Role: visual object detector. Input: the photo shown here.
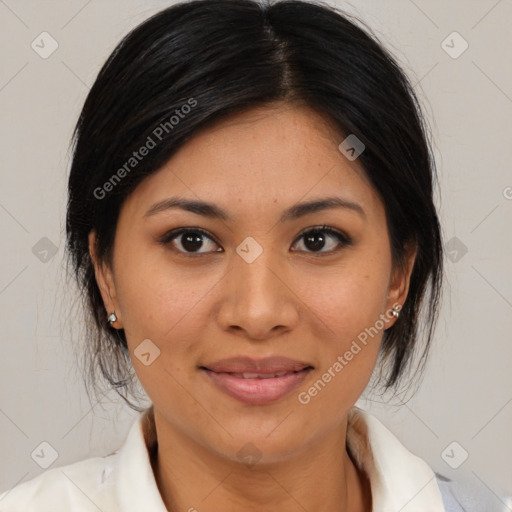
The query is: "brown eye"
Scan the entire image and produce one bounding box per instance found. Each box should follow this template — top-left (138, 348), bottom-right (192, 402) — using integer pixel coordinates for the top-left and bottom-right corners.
top-left (160, 228), bottom-right (222, 255)
top-left (292, 226), bottom-right (351, 254)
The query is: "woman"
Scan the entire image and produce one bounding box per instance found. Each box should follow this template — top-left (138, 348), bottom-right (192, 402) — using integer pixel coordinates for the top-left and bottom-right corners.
top-left (0, 0), bottom-right (496, 510)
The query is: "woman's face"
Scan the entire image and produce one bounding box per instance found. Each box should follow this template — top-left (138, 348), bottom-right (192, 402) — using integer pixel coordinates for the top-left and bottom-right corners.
top-left (91, 103), bottom-right (412, 464)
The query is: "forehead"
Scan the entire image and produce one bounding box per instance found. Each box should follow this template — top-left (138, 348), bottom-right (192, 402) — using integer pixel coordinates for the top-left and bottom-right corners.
top-left (121, 103), bottom-right (383, 222)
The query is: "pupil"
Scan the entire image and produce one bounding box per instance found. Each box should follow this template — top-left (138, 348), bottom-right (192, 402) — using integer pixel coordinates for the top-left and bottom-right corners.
top-left (182, 232), bottom-right (203, 252)
top-left (305, 232), bottom-right (325, 251)
top-left (179, 231), bottom-right (328, 253)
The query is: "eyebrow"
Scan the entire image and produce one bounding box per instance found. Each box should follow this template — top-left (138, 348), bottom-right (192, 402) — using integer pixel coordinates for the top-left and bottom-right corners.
top-left (143, 196), bottom-right (366, 222)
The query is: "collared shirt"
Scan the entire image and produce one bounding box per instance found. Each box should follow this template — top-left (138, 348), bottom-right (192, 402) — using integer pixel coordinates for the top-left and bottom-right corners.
top-left (0, 405), bottom-right (495, 511)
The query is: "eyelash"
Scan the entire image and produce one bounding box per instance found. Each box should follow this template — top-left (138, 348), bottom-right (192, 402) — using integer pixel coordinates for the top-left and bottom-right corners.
top-left (158, 225), bottom-right (352, 257)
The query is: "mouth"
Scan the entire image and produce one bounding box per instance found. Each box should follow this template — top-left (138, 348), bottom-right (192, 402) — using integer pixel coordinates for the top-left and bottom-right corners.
top-left (199, 356), bottom-right (314, 405)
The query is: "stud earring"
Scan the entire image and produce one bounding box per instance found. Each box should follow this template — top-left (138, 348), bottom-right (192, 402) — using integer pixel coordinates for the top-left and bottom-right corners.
top-left (391, 305), bottom-right (401, 318)
top-left (107, 312), bottom-right (117, 325)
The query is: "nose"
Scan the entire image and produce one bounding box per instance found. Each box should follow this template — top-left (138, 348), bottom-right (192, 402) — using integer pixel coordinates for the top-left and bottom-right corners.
top-left (215, 246), bottom-right (300, 341)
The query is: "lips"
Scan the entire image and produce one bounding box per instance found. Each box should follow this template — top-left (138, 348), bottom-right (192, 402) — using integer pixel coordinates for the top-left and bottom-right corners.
top-left (227, 371), bottom-right (295, 379)
top-left (202, 356), bottom-right (312, 374)
top-left (200, 356), bottom-right (313, 405)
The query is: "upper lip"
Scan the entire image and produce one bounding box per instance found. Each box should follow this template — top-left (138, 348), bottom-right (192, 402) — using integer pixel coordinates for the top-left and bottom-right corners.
top-left (201, 356), bottom-right (313, 374)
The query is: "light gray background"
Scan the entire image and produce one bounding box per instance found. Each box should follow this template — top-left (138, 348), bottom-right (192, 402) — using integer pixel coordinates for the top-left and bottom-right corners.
top-left (1, 0), bottom-right (511, 506)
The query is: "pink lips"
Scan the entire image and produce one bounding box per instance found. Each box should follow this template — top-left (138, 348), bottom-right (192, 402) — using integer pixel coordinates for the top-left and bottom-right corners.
top-left (201, 356), bottom-right (313, 405)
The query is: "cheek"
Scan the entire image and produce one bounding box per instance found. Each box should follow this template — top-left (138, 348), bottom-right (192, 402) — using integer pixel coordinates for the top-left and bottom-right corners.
top-left (293, 262), bottom-right (389, 421)
top-left (290, 252), bottom-right (391, 409)
top-left (113, 258), bottom-right (215, 404)
top-left (112, 243), bottom-right (210, 349)
top-left (295, 254), bottom-right (391, 344)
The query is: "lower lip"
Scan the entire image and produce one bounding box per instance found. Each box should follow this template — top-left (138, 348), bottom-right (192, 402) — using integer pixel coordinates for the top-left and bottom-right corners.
top-left (202, 368), bottom-right (312, 405)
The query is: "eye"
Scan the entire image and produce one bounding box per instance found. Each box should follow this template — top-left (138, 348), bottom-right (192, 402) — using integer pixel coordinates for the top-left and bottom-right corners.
top-left (159, 225), bottom-right (351, 256)
top-left (291, 225), bottom-right (351, 254)
top-left (159, 227), bottom-right (222, 255)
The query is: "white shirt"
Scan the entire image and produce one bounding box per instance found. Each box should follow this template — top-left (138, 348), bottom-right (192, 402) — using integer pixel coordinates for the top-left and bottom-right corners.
top-left (0, 405), bottom-right (492, 511)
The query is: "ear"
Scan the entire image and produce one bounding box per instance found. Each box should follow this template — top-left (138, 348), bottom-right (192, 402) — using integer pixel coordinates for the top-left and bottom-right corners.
top-left (385, 243), bottom-right (417, 325)
top-left (88, 231), bottom-right (122, 328)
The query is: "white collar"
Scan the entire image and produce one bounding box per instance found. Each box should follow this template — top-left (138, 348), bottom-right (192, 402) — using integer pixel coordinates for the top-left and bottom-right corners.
top-left (116, 405), bottom-right (445, 511)
top-left (116, 406), bottom-right (166, 511)
top-left (346, 406), bottom-right (445, 511)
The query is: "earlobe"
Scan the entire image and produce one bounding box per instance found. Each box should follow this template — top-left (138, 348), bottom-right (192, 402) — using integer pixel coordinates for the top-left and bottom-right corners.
top-left (88, 231), bottom-right (122, 327)
top-left (386, 244), bottom-right (417, 322)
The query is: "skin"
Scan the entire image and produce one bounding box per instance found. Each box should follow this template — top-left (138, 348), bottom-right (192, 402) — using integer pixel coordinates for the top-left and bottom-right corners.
top-left (89, 102), bottom-right (416, 512)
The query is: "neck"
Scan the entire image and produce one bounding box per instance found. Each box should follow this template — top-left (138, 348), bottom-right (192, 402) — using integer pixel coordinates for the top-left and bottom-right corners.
top-left (150, 410), bottom-right (372, 512)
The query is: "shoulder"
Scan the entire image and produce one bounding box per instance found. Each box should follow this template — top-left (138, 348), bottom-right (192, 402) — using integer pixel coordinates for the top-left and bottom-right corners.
top-left (435, 472), bottom-right (506, 512)
top-left (0, 450), bottom-right (121, 512)
top-left (348, 407), bottom-right (508, 512)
